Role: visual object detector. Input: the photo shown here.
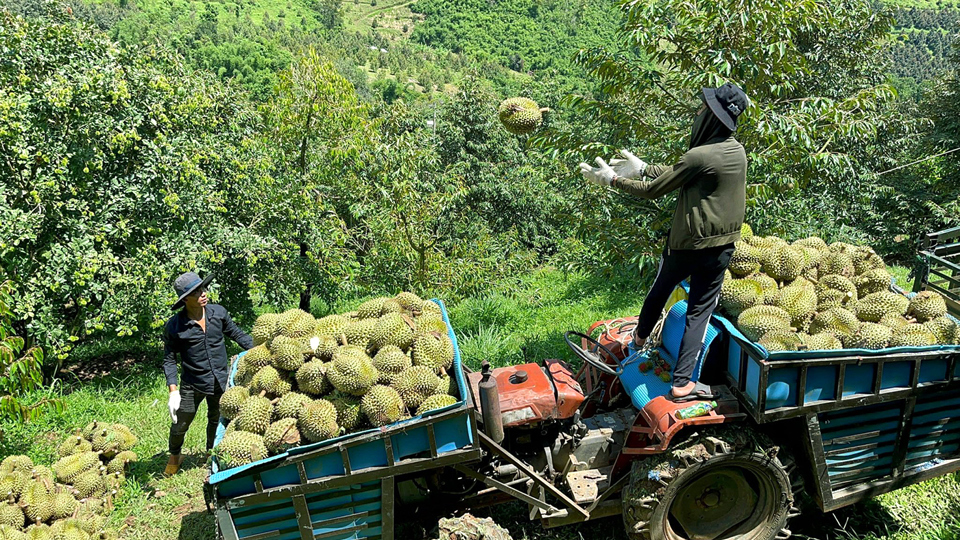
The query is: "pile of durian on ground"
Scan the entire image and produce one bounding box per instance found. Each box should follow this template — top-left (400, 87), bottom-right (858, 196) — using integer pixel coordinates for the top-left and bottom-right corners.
top-left (0, 422), bottom-right (138, 540)
top-left (216, 292), bottom-right (459, 470)
top-left (721, 225), bottom-right (959, 353)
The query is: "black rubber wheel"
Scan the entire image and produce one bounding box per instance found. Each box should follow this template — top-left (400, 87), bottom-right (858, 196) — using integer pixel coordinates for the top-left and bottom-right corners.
top-left (622, 426), bottom-right (800, 540)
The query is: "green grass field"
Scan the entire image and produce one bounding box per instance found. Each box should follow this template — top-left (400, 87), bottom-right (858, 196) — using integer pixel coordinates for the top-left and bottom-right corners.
top-left (3, 266), bottom-right (959, 540)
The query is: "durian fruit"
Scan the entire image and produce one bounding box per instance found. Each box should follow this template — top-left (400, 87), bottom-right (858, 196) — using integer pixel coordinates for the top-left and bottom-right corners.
top-left (908, 291), bottom-right (948, 322)
top-left (498, 97), bottom-right (547, 135)
top-left (414, 314), bottom-right (448, 335)
top-left (315, 315), bottom-right (351, 340)
top-left (419, 300), bottom-right (442, 317)
top-left (740, 223), bottom-right (754, 238)
top-left (29, 467), bottom-right (53, 490)
top-left (416, 394), bottom-right (458, 416)
top-left (854, 291), bottom-right (910, 323)
top-left (72, 511), bottom-right (107, 535)
top-left (216, 431), bottom-right (268, 469)
top-left (762, 245), bottom-right (805, 283)
top-left (737, 305), bottom-right (793, 342)
top-left (233, 356), bottom-right (252, 387)
top-left (435, 373), bottom-right (457, 397)
top-left (361, 386), bottom-right (404, 427)
top-left (356, 298), bottom-right (389, 320)
top-left (381, 298), bottom-right (403, 315)
top-left (773, 284), bottom-right (817, 330)
top-left (879, 313), bottom-right (912, 330)
top-left (0, 457), bottom-right (32, 476)
top-left (371, 313), bottom-right (415, 351)
top-left (0, 524), bottom-right (26, 540)
top-left (816, 275), bottom-right (857, 306)
top-left (234, 394), bottom-right (273, 435)
top-left (295, 361), bottom-right (331, 397)
top-left (719, 279), bottom-right (763, 318)
top-left (313, 335), bottom-right (339, 362)
top-left (23, 524), bottom-right (50, 540)
top-left (803, 333), bottom-right (843, 351)
top-left (80, 423), bottom-right (103, 441)
top-left (852, 268), bottom-right (892, 298)
top-left (853, 247), bottom-right (886, 275)
top-left (270, 335), bottom-right (307, 372)
top-left (56, 436), bottom-right (92, 459)
top-left (809, 307), bottom-right (860, 341)
top-left (817, 289), bottom-right (851, 311)
top-left (19, 483), bottom-right (53, 524)
top-left (250, 366), bottom-right (292, 397)
top-left (242, 345), bottom-right (273, 373)
top-left (728, 242), bottom-right (762, 277)
top-left (274, 392), bottom-right (312, 421)
top-left (219, 386), bottom-right (250, 421)
top-left (110, 424), bottom-right (138, 452)
top-left (889, 324), bottom-right (938, 348)
top-left (75, 498), bottom-right (107, 516)
top-left (343, 319), bottom-right (377, 351)
top-left (395, 292), bottom-right (425, 313)
top-left (0, 472), bottom-right (26, 500)
top-left (105, 451), bottom-right (137, 475)
top-left (263, 418), bottom-right (301, 455)
top-left (52, 452), bottom-right (100, 484)
top-left (411, 333), bottom-right (455, 372)
top-left (758, 330), bottom-right (804, 352)
top-left (328, 393), bottom-right (364, 432)
top-left (849, 322), bottom-right (893, 350)
top-left (925, 316), bottom-right (959, 345)
top-left (372, 346), bottom-right (412, 385)
top-left (298, 400), bottom-right (339, 443)
top-left (279, 309), bottom-right (316, 339)
top-left (746, 273), bottom-right (779, 305)
top-left (819, 251), bottom-right (855, 277)
top-left (394, 366), bottom-right (441, 410)
top-left (91, 429), bottom-right (121, 460)
top-left (0, 498), bottom-right (23, 530)
top-left (793, 236), bottom-right (828, 251)
top-left (251, 313), bottom-right (281, 346)
top-left (73, 468), bottom-right (107, 499)
top-left (327, 346), bottom-right (378, 396)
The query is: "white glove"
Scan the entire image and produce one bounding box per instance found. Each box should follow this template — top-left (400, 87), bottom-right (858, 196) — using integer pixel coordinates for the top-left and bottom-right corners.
top-left (579, 157), bottom-right (617, 187)
top-left (168, 390), bottom-right (181, 424)
top-left (609, 150), bottom-right (647, 179)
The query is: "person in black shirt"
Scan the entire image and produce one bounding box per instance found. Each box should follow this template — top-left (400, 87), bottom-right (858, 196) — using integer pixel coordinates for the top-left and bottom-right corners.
top-left (162, 272), bottom-right (253, 475)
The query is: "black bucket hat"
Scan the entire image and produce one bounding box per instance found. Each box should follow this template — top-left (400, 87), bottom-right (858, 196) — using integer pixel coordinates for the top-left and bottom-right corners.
top-left (172, 271), bottom-right (213, 310)
top-left (702, 83), bottom-right (749, 131)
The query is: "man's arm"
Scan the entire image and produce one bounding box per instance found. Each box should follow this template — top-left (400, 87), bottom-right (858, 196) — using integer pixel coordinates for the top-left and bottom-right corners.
top-left (222, 309), bottom-right (254, 350)
top-left (162, 329), bottom-right (179, 391)
top-left (612, 153), bottom-right (702, 199)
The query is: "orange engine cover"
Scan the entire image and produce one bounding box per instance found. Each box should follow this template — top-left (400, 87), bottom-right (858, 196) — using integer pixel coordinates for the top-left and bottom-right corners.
top-left (467, 361), bottom-right (584, 428)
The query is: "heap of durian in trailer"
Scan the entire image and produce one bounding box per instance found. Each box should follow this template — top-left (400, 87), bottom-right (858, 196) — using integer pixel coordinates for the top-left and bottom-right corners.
top-left (215, 292), bottom-right (459, 470)
top-left (0, 422), bottom-right (138, 540)
top-left (720, 225), bottom-right (959, 352)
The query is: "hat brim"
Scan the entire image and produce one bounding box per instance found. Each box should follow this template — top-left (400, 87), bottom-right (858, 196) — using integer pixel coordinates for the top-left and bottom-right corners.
top-left (702, 87), bottom-right (738, 131)
top-left (172, 274), bottom-right (214, 311)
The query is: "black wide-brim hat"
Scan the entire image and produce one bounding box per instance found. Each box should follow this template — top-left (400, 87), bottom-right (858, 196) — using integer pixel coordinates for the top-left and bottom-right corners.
top-left (703, 83), bottom-right (749, 131)
top-left (172, 271), bottom-right (214, 310)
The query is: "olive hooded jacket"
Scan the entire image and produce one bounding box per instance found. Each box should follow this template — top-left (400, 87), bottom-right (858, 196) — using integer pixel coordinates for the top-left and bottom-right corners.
top-left (611, 109), bottom-right (746, 251)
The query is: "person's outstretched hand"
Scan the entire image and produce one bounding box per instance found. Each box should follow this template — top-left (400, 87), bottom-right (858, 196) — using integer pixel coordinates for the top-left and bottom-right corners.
top-left (579, 157), bottom-right (617, 187)
top-left (168, 390), bottom-right (181, 424)
top-left (610, 150), bottom-right (647, 179)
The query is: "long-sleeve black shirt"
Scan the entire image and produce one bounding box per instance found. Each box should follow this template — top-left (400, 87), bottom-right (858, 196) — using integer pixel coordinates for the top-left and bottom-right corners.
top-left (162, 303), bottom-right (253, 394)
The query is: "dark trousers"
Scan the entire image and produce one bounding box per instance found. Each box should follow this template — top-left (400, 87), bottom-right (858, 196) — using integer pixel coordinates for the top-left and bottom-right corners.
top-left (169, 384), bottom-right (223, 455)
top-left (636, 243), bottom-right (735, 387)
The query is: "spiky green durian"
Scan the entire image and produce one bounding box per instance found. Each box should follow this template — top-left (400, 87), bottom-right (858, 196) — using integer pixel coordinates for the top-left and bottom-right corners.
top-left (793, 236), bottom-right (828, 251)
top-left (416, 394), bottom-right (458, 416)
top-left (56, 436), bottom-right (92, 459)
top-left (819, 251), bottom-right (855, 277)
top-left (251, 366), bottom-right (293, 398)
top-left (852, 268), bottom-right (892, 298)
top-left (849, 322), bottom-right (893, 350)
top-left (360, 386), bottom-right (404, 428)
top-left (853, 291), bottom-right (910, 323)
top-left (743, 273), bottom-right (779, 305)
top-left (251, 313), bottom-right (281, 346)
top-left (728, 242), bottom-right (762, 277)
top-left (740, 223), bottom-right (754, 239)
top-left (737, 305), bottom-right (793, 342)
top-left (110, 424), bottom-right (137, 452)
top-left (773, 284), bottom-right (817, 330)
top-left (381, 298), bottom-right (403, 315)
top-left (23, 524), bottom-right (51, 540)
top-left (90, 429), bottom-right (121, 459)
top-left (74, 467), bottom-right (107, 499)
top-left (315, 315), bottom-right (351, 341)
top-left (298, 400), bottom-right (339, 443)
top-left (105, 451), bottom-right (137, 475)
top-left (278, 309), bottom-right (315, 339)
top-left (411, 333), bottom-right (455, 372)
top-left (435, 373), bottom-right (457, 397)
top-left (220, 386), bottom-right (250, 421)
top-left (879, 313), bottom-right (911, 329)
top-left (372, 346), bottom-right (412, 385)
top-left (395, 292), bottom-right (425, 313)
top-left (274, 392), bottom-right (312, 421)
top-left (269, 335), bottom-right (307, 372)
top-left (327, 346), bottom-right (378, 396)
top-left (50, 489), bottom-right (78, 521)
top-left (0, 457), bottom-right (32, 476)
top-left (295, 361), bottom-right (331, 397)
top-left (356, 298), bottom-right (389, 320)
top-left (313, 335), bottom-right (339, 361)
top-left (498, 97), bottom-right (547, 135)
top-left (908, 291), bottom-right (948, 322)
top-left (0, 524), bottom-right (26, 540)
top-left (0, 499), bottom-right (23, 530)
top-left (803, 333), bottom-right (843, 351)
top-left (762, 245), bottom-right (805, 283)
top-left (343, 319), bottom-right (377, 351)
top-left (758, 330), bottom-right (804, 352)
top-left (719, 278), bottom-right (763, 318)
top-left (420, 300), bottom-right (442, 317)
top-left (215, 431), bottom-right (268, 469)
top-left (326, 393), bottom-right (364, 432)
top-left (0, 473), bottom-right (26, 500)
top-left (371, 313), bottom-right (415, 351)
top-left (816, 274), bottom-right (857, 305)
top-left (889, 324), bottom-right (938, 348)
top-left (52, 452), bottom-right (99, 484)
top-left (393, 366), bottom-right (441, 409)
top-left (809, 307), bottom-right (860, 340)
top-left (925, 316), bottom-right (959, 345)
top-left (242, 345), bottom-right (273, 372)
top-left (414, 313), bottom-right (448, 335)
top-left (19, 483), bottom-right (53, 524)
top-left (234, 394), bottom-right (273, 435)
top-left (263, 418), bottom-right (301, 455)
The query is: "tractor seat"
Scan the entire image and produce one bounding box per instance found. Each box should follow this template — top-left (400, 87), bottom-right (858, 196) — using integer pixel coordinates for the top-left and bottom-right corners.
top-left (617, 299), bottom-right (720, 410)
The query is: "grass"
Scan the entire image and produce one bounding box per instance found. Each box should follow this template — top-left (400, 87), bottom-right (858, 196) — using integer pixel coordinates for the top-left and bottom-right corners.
top-left (2, 265), bottom-right (955, 540)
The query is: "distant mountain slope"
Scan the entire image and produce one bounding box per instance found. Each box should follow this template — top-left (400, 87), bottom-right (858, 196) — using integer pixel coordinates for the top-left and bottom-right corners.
top-left (890, 3), bottom-right (959, 83)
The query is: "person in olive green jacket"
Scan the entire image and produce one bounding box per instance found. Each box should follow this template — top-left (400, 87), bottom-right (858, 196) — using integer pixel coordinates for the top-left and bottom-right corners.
top-left (580, 82), bottom-right (749, 401)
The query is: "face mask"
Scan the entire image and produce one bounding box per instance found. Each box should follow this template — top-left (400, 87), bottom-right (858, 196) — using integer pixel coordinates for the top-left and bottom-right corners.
top-left (688, 105), bottom-right (732, 149)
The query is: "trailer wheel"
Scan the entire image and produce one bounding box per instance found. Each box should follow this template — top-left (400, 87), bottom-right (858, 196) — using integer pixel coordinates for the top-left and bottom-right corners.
top-left (622, 426), bottom-right (799, 540)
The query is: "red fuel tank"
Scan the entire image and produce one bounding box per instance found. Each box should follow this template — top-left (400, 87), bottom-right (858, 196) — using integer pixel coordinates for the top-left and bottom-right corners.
top-left (468, 361), bottom-right (584, 428)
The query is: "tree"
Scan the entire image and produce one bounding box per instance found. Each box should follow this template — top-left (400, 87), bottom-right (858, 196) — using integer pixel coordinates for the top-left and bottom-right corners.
top-left (532, 0), bottom-right (901, 276)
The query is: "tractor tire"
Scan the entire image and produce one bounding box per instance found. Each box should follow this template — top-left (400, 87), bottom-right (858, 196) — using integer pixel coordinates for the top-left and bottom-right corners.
top-left (621, 426), bottom-right (800, 540)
